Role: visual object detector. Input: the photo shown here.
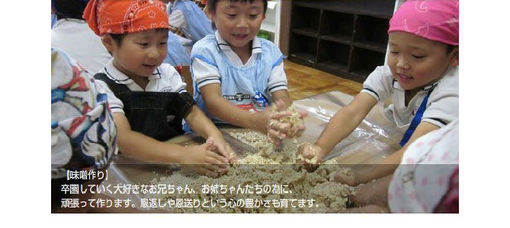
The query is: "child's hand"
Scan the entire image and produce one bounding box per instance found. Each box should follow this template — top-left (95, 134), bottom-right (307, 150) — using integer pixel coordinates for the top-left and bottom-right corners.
top-left (180, 138), bottom-right (229, 178)
top-left (296, 143), bottom-right (324, 171)
top-left (284, 108), bottom-right (307, 138)
top-left (209, 136), bottom-right (235, 163)
top-left (266, 100), bottom-right (308, 145)
top-left (333, 168), bottom-right (357, 186)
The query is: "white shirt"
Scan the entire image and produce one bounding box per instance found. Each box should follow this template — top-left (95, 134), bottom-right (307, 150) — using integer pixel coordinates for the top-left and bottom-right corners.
top-left (95, 60), bottom-right (188, 114)
top-left (51, 19), bottom-right (112, 75)
top-left (362, 65), bottom-right (459, 129)
top-left (192, 31), bottom-right (288, 93)
top-left (389, 119), bottom-right (459, 213)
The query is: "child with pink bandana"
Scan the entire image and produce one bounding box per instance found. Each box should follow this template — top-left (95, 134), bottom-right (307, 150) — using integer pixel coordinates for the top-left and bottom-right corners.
top-left (298, 0), bottom-right (459, 192)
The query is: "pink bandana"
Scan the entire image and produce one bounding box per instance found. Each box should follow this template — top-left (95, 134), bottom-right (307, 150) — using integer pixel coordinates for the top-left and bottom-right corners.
top-left (388, 0), bottom-right (459, 45)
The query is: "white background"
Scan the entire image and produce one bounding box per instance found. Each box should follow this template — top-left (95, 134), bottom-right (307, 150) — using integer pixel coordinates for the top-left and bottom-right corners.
top-left (1, 0), bottom-right (508, 226)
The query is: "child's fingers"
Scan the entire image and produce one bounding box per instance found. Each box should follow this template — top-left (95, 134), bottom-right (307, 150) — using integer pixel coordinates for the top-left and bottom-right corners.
top-left (267, 128), bottom-right (286, 141)
top-left (333, 170), bottom-right (356, 186)
top-left (210, 140), bottom-right (229, 159)
top-left (269, 110), bottom-right (292, 120)
top-left (229, 155), bottom-right (239, 164)
top-left (224, 144), bottom-right (235, 160)
top-left (293, 124), bottom-right (306, 137)
top-left (198, 167), bottom-right (219, 178)
top-left (267, 133), bottom-right (281, 146)
top-left (206, 151), bottom-right (229, 166)
top-left (298, 110), bottom-right (309, 118)
top-left (200, 162), bottom-right (227, 177)
top-left (216, 144), bottom-right (232, 160)
top-left (270, 122), bottom-right (291, 135)
top-left (204, 136), bottom-right (217, 150)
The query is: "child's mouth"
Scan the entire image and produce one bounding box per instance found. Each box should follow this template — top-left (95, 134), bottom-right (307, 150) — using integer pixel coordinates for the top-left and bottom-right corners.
top-left (397, 74), bottom-right (413, 83)
top-left (232, 34), bottom-right (248, 40)
top-left (142, 64), bottom-right (157, 71)
top-left (143, 64), bottom-right (157, 68)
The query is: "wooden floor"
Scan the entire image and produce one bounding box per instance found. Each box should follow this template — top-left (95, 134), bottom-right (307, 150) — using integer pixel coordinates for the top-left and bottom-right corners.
top-left (180, 60), bottom-right (363, 99)
top-left (284, 60), bottom-right (363, 100)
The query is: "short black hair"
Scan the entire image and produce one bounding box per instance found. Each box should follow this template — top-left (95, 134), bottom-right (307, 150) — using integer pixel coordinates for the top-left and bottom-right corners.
top-left (206, 0), bottom-right (268, 30)
top-left (207, 0), bottom-right (268, 14)
top-left (52, 0), bottom-right (89, 21)
top-left (446, 44), bottom-right (458, 54)
top-left (109, 33), bottom-right (128, 46)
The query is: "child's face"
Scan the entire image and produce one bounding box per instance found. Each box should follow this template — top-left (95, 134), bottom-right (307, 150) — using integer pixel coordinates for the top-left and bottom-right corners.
top-left (105, 30), bottom-right (169, 78)
top-left (387, 32), bottom-right (458, 91)
top-left (211, 0), bottom-right (265, 52)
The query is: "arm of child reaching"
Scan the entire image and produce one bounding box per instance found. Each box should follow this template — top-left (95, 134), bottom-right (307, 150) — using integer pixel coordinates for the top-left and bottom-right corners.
top-left (298, 92), bottom-right (377, 164)
top-left (113, 112), bottom-right (228, 177)
top-left (336, 121), bottom-right (441, 186)
top-left (200, 83), bottom-right (270, 134)
top-left (271, 89), bottom-right (293, 107)
top-left (184, 105), bottom-right (233, 160)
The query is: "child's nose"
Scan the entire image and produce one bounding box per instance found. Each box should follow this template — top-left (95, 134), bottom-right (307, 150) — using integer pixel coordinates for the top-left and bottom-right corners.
top-left (147, 46), bottom-right (161, 59)
top-left (236, 16), bottom-right (248, 28)
top-left (396, 57), bottom-right (410, 69)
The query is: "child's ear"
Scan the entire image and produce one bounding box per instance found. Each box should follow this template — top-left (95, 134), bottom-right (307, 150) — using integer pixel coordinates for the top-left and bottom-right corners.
top-left (449, 47), bottom-right (459, 67)
top-left (101, 34), bottom-right (116, 53)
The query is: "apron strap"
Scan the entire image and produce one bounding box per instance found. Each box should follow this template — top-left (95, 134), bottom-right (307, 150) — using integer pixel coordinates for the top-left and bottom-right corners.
top-left (399, 88), bottom-right (434, 147)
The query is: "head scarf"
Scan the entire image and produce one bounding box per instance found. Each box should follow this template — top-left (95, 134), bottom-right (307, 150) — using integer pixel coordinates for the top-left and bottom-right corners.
top-left (388, 0), bottom-right (459, 45)
top-left (83, 0), bottom-right (169, 36)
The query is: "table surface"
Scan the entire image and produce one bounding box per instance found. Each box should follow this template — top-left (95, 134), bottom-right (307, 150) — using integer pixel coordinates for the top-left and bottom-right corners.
top-left (100, 91), bottom-right (404, 207)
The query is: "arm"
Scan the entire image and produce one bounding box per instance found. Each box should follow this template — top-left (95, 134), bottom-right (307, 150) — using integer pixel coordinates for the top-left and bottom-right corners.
top-left (297, 93), bottom-right (377, 167)
top-left (200, 83), bottom-right (269, 133)
top-left (337, 121), bottom-right (441, 186)
top-left (271, 89), bottom-right (293, 107)
top-left (316, 92), bottom-right (378, 158)
top-left (113, 112), bottom-right (228, 176)
top-left (184, 105), bottom-right (233, 159)
top-left (113, 112), bottom-right (184, 163)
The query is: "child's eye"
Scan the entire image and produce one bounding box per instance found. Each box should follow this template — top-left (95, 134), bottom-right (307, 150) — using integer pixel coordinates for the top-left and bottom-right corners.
top-left (227, 13), bottom-right (236, 17)
top-left (159, 41), bottom-right (167, 45)
top-left (412, 55), bottom-right (425, 59)
top-left (249, 14), bottom-right (259, 19)
top-left (138, 42), bottom-right (149, 47)
top-left (390, 51), bottom-right (399, 55)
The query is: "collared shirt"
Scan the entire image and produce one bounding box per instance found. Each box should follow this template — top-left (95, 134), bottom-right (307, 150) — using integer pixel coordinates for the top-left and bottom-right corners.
top-left (95, 60), bottom-right (187, 113)
top-left (192, 31), bottom-right (288, 93)
top-left (362, 65), bottom-right (459, 129)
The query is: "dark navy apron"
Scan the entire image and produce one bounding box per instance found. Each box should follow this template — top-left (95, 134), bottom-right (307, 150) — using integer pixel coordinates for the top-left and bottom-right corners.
top-left (94, 73), bottom-right (195, 141)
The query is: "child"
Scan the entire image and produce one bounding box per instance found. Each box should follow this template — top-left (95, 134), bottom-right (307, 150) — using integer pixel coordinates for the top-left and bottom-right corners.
top-left (189, 0), bottom-right (305, 144)
top-left (83, 0), bottom-right (232, 178)
top-left (341, 120), bottom-right (459, 213)
top-left (51, 48), bottom-right (117, 211)
top-left (298, 0), bottom-right (459, 185)
top-left (166, 0), bottom-right (214, 44)
top-left (51, 0), bottom-right (111, 74)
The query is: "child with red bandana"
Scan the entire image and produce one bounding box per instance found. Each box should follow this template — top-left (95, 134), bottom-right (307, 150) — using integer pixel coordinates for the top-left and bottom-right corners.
top-left (83, 0), bottom-right (232, 177)
top-left (298, 0), bottom-right (459, 187)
